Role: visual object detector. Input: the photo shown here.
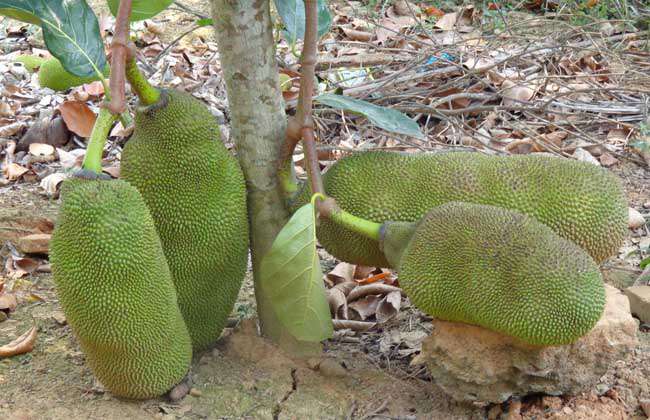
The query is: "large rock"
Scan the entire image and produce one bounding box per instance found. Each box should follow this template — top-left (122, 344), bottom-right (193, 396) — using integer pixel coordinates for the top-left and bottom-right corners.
top-left (625, 285), bottom-right (650, 324)
top-left (421, 285), bottom-right (638, 404)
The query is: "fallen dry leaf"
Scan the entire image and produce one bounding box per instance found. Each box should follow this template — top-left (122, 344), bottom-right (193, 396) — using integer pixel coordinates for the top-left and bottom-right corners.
top-left (501, 79), bottom-right (537, 106)
top-left (328, 287), bottom-right (348, 319)
top-left (102, 165), bottom-right (120, 178)
top-left (349, 295), bottom-right (380, 320)
top-left (0, 325), bottom-right (38, 358)
top-left (29, 143), bottom-right (55, 157)
top-left (57, 148), bottom-right (85, 169)
top-left (0, 293), bottom-right (17, 313)
top-left (435, 12), bottom-right (458, 30)
top-left (347, 284), bottom-right (402, 302)
top-left (327, 262), bottom-right (355, 285)
top-left (332, 319), bottom-right (375, 331)
top-left (376, 290), bottom-right (401, 323)
top-left (58, 101), bottom-right (97, 138)
top-left (40, 172), bottom-right (68, 197)
top-left (3, 163), bottom-right (29, 181)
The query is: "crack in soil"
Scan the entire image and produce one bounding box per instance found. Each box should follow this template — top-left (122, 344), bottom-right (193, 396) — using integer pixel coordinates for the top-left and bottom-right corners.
top-left (272, 368), bottom-right (298, 420)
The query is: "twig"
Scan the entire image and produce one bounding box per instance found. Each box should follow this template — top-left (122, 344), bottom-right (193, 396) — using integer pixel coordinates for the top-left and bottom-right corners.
top-left (172, 1), bottom-right (209, 19)
top-left (152, 24), bottom-right (201, 65)
top-left (106, 0), bottom-right (132, 114)
top-left (332, 320), bottom-right (376, 331)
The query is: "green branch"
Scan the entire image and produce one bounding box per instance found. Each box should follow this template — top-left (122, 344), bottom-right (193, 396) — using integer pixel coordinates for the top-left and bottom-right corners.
top-left (125, 58), bottom-right (160, 105)
top-left (82, 107), bottom-right (118, 174)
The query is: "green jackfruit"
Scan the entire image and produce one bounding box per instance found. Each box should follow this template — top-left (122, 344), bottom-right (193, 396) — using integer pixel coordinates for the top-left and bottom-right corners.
top-left (295, 151), bottom-right (627, 267)
top-left (50, 177), bottom-right (192, 399)
top-left (383, 202), bottom-right (605, 346)
top-left (121, 89), bottom-right (249, 351)
top-left (38, 57), bottom-right (109, 91)
top-left (14, 54), bottom-right (46, 72)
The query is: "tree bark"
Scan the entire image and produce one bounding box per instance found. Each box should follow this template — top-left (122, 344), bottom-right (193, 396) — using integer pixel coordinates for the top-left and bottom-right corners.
top-left (210, 0), bottom-right (318, 354)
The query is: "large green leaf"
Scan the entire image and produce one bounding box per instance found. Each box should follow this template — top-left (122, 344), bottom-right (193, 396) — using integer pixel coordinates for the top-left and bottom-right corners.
top-left (316, 94), bottom-right (425, 139)
top-left (260, 202), bottom-right (333, 342)
top-left (274, 0), bottom-right (331, 43)
top-left (0, 0), bottom-right (106, 77)
top-left (107, 0), bottom-right (173, 21)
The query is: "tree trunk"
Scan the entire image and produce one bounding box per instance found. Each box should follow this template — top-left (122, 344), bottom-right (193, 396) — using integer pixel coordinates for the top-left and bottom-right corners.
top-left (210, 0), bottom-right (318, 355)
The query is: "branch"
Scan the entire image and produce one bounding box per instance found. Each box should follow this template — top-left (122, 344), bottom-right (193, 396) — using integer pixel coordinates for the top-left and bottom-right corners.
top-left (106, 0), bottom-right (133, 114)
top-left (298, 0), bottom-right (324, 197)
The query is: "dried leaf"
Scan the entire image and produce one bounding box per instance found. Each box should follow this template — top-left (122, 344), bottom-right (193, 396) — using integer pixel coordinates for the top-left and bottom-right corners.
top-left (434, 12), bottom-right (458, 30)
top-left (376, 291), bottom-right (401, 323)
top-left (501, 79), bottom-right (536, 106)
top-left (58, 101), bottom-right (97, 138)
top-left (347, 284), bottom-right (402, 302)
top-left (0, 293), bottom-right (17, 313)
top-left (102, 165), bottom-right (120, 178)
top-left (28, 143), bottom-right (55, 157)
top-left (341, 27), bottom-right (373, 42)
top-left (57, 148), bottom-right (85, 169)
top-left (328, 288), bottom-right (348, 319)
top-left (349, 295), bottom-right (380, 320)
top-left (40, 172), bottom-right (68, 197)
top-left (332, 319), bottom-right (375, 331)
top-left (0, 325), bottom-right (37, 358)
top-left (327, 262), bottom-right (355, 284)
top-left (0, 122), bottom-right (25, 137)
top-left (3, 163), bottom-right (29, 181)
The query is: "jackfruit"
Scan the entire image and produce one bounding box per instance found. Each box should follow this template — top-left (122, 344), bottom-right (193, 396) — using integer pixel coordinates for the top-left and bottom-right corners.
top-left (383, 202), bottom-right (605, 346)
top-left (38, 57), bottom-right (109, 91)
top-left (121, 89), bottom-right (249, 351)
top-left (295, 151), bottom-right (627, 267)
top-left (14, 54), bottom-right (46, 72)
top-left (50, 176), bottom-right (192, 399)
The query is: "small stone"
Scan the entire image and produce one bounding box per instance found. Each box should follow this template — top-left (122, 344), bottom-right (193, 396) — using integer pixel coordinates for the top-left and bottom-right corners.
top-left (51, 311), bottom-right (67, 325)
top-left (306, 357), bottom-right (321, 370)
top-left (16, 233), bottom-right (51, 254)
top-left (0, 311), bottom-right (7, 322)
top-left (625, 286), bottom-right (650, 324)
top-left (595, 383), bottom-right (610, 395)
top-left (599, 152), bottom-right (618, 167)
top-left (189, 388), bottom-right (202, 397)
top-left (629, 208), bottom-right (646, 229)
top-left (318, 358), bottom-right (348, 378)
top-left (573, 148), bottom-right (600, 165)
top-left (643, 201), bottom-right (650, 210)
top-left (563, 406), bottom-right (574, 414)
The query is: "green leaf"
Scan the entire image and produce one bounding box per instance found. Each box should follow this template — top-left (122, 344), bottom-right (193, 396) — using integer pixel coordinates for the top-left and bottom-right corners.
top-left (0, 0), bottom-right (106, 77)
top-left (196, 18), bottom-right (213, 27)
top-left (641, 256), bottom-right (650, 270)
top-left (274, 0), bottom-right (331, 43)
top-left (315, 94), bottom-right (425, 139)
top-left (107, 0), bottom-right (173, 21)
top-left (260, 202), bottom-right (333, 342)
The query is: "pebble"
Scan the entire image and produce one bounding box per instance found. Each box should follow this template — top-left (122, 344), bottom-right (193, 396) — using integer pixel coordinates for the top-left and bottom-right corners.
top-left (189, 388), bottom-right (202, 397)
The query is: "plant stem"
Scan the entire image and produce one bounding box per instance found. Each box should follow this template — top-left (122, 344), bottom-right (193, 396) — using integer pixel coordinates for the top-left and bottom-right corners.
top-left (106, 0), bottom-right (133, 114)
top-left (125, 57), bottom-right (160, 105)
top-left (318, 197), bottom-right (381, 241)
top-left (82, 107), bottom-right (118, 174)
top-left (297, 0), bottom-right (324, 196)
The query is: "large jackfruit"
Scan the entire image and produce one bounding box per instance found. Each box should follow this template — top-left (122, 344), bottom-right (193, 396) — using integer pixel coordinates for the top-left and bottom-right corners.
top-left (121, 89), bottom-right (249, 351)
top-left (50, 177), bottom-right (192, 399)
top-left (382, 202), bottom-right (605, 346)
top-left (295, 151), bottom-right (627, 267)
top-left (38, 57), bottom-right (108, 91)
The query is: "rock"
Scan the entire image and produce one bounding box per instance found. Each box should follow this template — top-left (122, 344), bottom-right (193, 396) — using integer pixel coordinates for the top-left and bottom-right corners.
top-left (625, 286), bottom-right (650, 324)
top-left (573, 148), bottom-right (600, 166)
top-left (421, 285), bottom-right (638, 404)
top-left (16, 233), bottom-right (51, 254)
top-left (640, 399), bottom-right (650, 417)
top-left (629, 208), bottom-right (646, 229)
top-left (599, 152), bottom-right (618, 167)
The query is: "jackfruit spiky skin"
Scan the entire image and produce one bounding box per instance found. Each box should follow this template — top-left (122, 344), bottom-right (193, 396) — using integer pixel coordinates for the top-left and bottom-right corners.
top-left (38, 57), bottom-right (109, 91)
top-left (50, 178), bottom-right (192, 399)
top-left (295, 151), bottom-right (627, 267)
top-left (396, 202), bottom-right (606, 346)
top-left (121, 89), bottom-right (249, 351)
